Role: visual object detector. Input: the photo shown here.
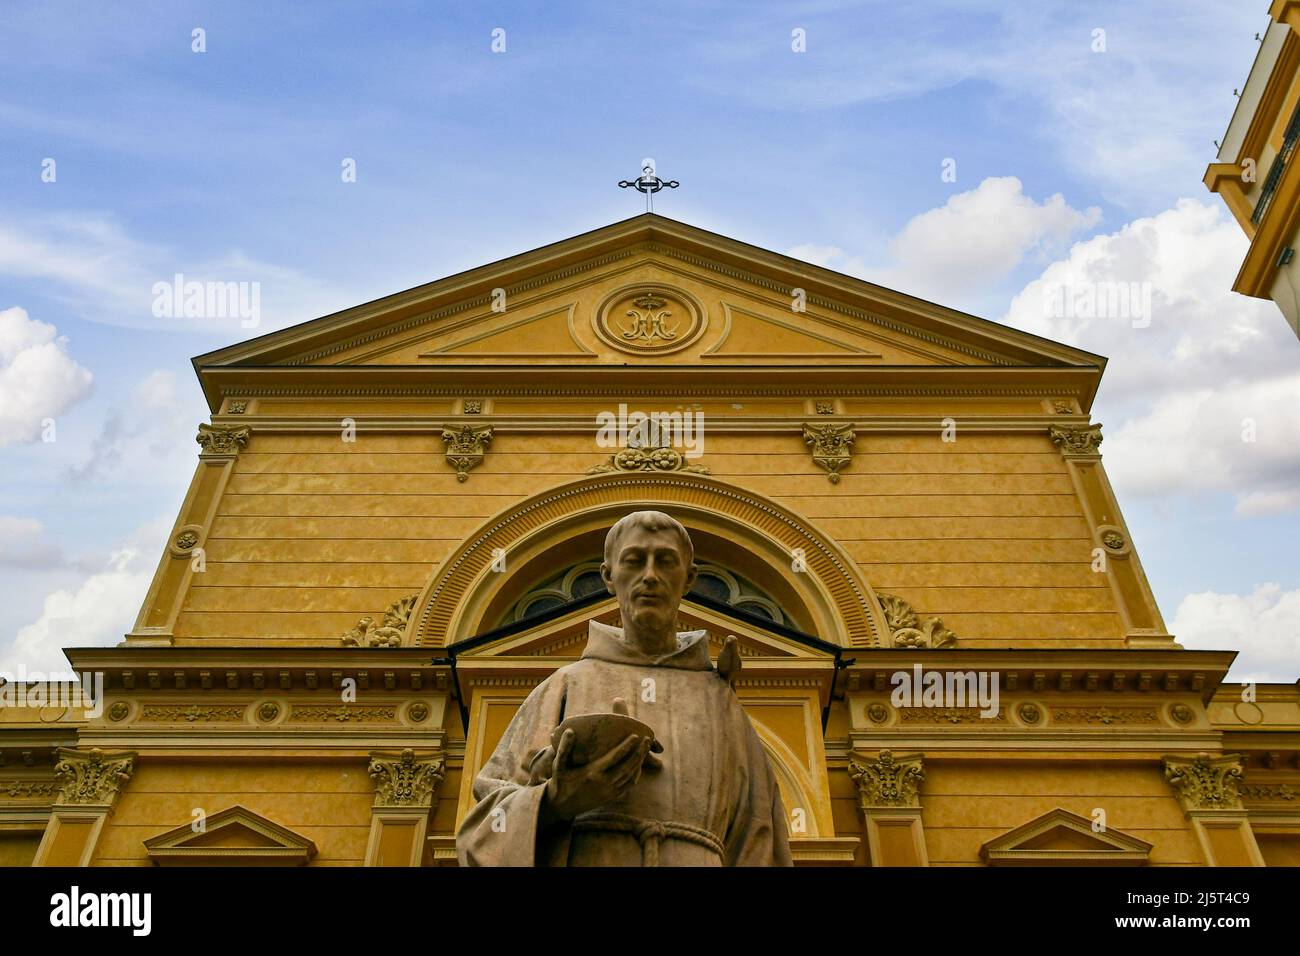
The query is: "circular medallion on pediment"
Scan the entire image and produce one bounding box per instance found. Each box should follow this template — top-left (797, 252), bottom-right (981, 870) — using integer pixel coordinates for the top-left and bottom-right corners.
top-left (593, 285), bottom-right (706, 355)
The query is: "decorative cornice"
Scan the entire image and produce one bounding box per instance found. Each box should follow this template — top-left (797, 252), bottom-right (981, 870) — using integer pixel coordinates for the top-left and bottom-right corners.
top-left (802, 422), bottom-right (855, 484)
top-left (196, 423), bottom-right (250, 457)
top-left (54, 747), bottom-right (136, 806)
top-left (283, 247), bottom-right (641, 366)
top-left (368, 749), bottom-right (446, 808)
top-left (876, 593), bottom-right (956, 648)
top-left (650, 243), bottom-right (1015, 365)
top-left (847, 750), bottom-right (924, 809)
top-left (216, 381), bottom-right (1089, 401)
top-left (342, 594), bottom-right (418, 648)
top-left (1164, 753), bottom-right (1245, 811)
top-left (441, 424), bottom-right (492, 482)
top-left (1048, 423), bottom-right (1103, 458)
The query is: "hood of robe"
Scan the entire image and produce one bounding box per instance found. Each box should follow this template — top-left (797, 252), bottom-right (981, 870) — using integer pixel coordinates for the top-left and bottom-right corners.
top-left (582, 620), bottom-right (715, 671)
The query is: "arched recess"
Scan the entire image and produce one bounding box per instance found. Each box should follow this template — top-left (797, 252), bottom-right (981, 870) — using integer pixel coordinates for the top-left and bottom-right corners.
top-left (406, 473), bottom-right (889, 648)
top-left (752, 722), bottom-right (830, 838)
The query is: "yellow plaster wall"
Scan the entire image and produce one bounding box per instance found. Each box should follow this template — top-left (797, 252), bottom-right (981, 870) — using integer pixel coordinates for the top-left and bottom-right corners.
top-left (918, 762), bottom-right (1203, 866)
top-left (173, 424), bottom-right (1122, 648)
top-left (92, 761), bottom-right (375, 866)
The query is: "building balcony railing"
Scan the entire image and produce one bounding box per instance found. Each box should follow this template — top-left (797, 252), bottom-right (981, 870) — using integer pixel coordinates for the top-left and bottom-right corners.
top-left (1252, 95), bottom-right (1300, 224)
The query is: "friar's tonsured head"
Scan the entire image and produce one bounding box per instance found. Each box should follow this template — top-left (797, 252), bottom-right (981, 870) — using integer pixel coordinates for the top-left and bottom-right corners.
top-left (601, 511), bottom-right (698, 635)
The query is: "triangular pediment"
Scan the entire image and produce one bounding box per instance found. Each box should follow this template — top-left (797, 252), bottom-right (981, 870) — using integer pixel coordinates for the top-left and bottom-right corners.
top-left (980, 808), bottom-right (1152, 866)
top-left (191, 215), bottom-right (1105, 409)
top-left (457, 596), bottom-right (833, 662)
top-left (144, 805), bottom-right (317, 866)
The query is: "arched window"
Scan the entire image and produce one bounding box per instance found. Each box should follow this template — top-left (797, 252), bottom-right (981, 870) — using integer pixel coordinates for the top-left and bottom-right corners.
top-left (502, 559), bottom-right (789, 627)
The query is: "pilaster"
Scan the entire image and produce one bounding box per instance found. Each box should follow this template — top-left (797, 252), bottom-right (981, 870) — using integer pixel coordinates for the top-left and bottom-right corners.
top-left (32, 748), bottom-right (136, 866)
top-left (1164, 752), bottom-right (1266, 866)
top-left (847, 750), bottom-right (929, 866)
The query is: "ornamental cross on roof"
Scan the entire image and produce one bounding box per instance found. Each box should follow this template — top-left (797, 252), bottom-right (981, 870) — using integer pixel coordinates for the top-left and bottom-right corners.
top-left (619, 162), bottom-right (679, 212)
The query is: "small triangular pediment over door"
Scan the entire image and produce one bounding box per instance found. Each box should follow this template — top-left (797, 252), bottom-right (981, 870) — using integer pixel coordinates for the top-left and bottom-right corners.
top-left (980, 808), bottom-right (1152, 866)
top-left (143, 805), bottom-right (317, 866)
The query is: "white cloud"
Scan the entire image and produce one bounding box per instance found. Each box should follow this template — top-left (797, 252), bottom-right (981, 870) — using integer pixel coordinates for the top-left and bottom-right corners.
top-left (0, 306), bottom-right (93, 447)
top-left (67, 369), bottom-right (200, 484)
top-left (0, 516), bottom-right (170, 675)
top-left (788, 177), bottom-right (1099, 307)
top-left (1003, 199), bottom-right (1300, 514)
top-left (878, 177), bottom-right (1100, 301)
top-left (0, 516), bottom-right (62, 568)
top-left (0, 213), bottom-right (350, 332)
top-left (1172, 584), bottom-right (1300, 683)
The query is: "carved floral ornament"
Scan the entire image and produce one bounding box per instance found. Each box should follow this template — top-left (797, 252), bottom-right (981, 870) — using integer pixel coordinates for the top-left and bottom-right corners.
top-left (588, 444), bottom-right (710, 475)
top-left (441, 424), bottom-right (492, 482)
top-left (847, 751), bottom-right (924, 809)
top-left (593, 286), bottom-right (706, 355)
top-left (1048, 423), bottom-right (1103, 457)
top-left (342, 594), bottom-right (419, 647)
top-left (802, 422), bottom-right (855, 483)
top-left (1163, 752), bottom-right (1245, 811)
top-left (196, 423), bottom-right (250, 457)
top-left (368, 749), bottom-right (446, 808)
top-left (54, 747), bottom-right (136, 806)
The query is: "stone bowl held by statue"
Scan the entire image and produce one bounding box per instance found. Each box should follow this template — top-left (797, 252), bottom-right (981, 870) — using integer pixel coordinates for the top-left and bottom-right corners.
top-left (551, 712), bottom-right (656, 766)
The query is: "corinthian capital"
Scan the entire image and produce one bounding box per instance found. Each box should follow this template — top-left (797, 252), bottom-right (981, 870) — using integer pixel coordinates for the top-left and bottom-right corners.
top-left (196, 423), bottom-right (250, 458)
top-left (1164, 752), bottom-right (1244, 811)
top-left (368, 749), bottom-right (446, 808)
top-left (848, 750), bottom-right (924, 809)
top-left (54, 747), bottom-right (136, 806)
top-left (802, 422), bottom-right (856, 483)
top-left (1048, 423), bottom-right (1103, 458)
top-left (441, 424), bottom-right (492, 482)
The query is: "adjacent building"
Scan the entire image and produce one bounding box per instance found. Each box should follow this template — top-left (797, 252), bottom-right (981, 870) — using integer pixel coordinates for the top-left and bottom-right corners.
top-left (1205, 1), bottom-right (1300, 338)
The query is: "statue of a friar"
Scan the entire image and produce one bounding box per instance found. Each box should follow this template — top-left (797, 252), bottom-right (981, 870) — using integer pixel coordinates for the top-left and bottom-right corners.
top-left (456, 511), bottom-right (793, 866)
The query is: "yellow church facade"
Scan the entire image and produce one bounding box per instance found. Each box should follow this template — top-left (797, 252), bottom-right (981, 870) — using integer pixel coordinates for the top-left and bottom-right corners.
top-left (3, 215), bottom-right (1297, 867)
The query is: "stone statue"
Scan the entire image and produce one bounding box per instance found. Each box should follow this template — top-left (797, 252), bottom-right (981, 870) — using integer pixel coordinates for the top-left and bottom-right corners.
top-left (456, 511), bottom-right (794, 866)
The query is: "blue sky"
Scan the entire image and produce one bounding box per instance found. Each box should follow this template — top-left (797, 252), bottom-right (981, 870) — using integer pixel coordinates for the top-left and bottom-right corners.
top-left (1, 1), bottom-right (1296, 680)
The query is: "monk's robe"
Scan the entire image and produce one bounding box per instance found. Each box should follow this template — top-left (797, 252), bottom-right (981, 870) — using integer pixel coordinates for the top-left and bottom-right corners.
top-left (457, 621), bottom-right (793, 866)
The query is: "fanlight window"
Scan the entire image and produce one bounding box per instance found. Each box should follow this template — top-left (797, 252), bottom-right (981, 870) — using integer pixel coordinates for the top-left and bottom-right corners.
top-left (505, 560), bottom-right (788, 626)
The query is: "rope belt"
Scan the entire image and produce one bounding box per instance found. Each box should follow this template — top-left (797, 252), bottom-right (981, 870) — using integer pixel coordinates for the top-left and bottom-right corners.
top-left (571, 811), bottom-right (725, 866)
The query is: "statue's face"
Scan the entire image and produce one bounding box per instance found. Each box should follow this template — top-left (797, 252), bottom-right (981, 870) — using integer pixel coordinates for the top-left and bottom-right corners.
top-left (602, 522), bottom-right (697, 634)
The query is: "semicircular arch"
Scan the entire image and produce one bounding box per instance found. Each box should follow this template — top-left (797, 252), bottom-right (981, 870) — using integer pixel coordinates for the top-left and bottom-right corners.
top-left (407, 473), bottom-right (888, 648)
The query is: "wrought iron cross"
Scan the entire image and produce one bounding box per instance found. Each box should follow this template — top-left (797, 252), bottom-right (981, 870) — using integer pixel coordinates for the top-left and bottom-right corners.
top-left (619, 164), bottom-right (679, 212)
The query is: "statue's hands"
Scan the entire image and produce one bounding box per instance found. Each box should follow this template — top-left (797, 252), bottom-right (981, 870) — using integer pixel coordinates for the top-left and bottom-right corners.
top-left (542, 729), bottom-right (652, 822)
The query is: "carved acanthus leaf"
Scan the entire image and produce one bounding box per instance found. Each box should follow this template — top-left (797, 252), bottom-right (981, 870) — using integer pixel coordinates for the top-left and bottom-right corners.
top-left (342, 594), bottom-right (418, 647)
top-left (877, 593), bottom-right (956, 648)
top-left (1164, 753), bottom-right (1244, 810)
top-left (802, 422), bottom-right (855, 483)
top-left (441, 424), bottom-right (493, 482)
top-left (54, 748), bottom-right (135, 805)
top-left (1048, 423), bottom-right (1103, 457)
top-left (368, 749), bottom-right (446, 808)
top-left (196, 423), bottom-right (250, 457)
top-left (848, 751), bottom-right (924, 808)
